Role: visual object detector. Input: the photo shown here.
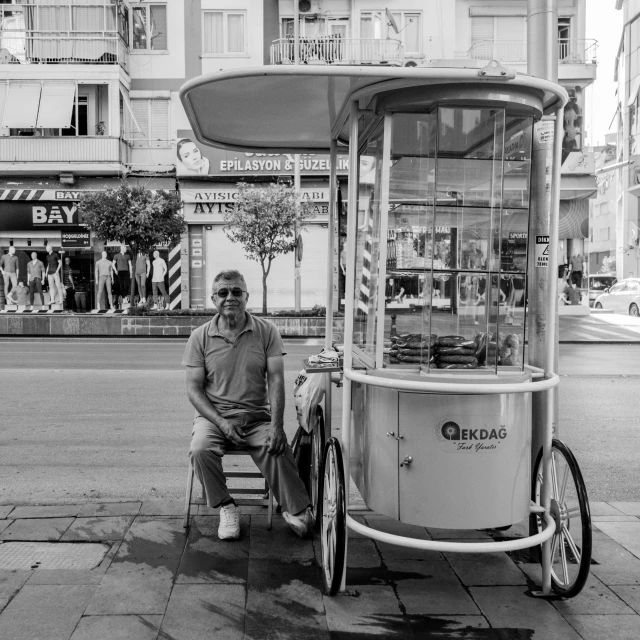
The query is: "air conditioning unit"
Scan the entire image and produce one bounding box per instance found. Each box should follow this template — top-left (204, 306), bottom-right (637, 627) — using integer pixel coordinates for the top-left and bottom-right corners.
top-left (404, 59), bottom-right (427, 68)
top-left (299, 0), bottom-right (321, 13)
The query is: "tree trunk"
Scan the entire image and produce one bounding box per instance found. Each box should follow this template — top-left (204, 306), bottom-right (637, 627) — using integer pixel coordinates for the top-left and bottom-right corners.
top-left (262, 269), bottom-right (268, 315)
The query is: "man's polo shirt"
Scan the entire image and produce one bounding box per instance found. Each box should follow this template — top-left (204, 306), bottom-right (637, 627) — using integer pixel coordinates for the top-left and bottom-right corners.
top-left (0, 254), bottom-right (18, 273)
top-left (182, 312), bottom-right (285, 418)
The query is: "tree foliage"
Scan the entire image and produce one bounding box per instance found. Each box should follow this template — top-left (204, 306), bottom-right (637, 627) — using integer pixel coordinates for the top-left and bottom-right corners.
top-left (223, 182), bottom-right (313, 313)
top-left (600, 256), bottom-right (616, 275)
top-left (76, 183), bottom-right (185, 255)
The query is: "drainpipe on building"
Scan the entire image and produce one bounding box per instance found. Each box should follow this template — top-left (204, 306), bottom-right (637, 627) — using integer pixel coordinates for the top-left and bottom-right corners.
top-left (526, 0), bottom-right (560, 569)
top-left (293, 0), bottom-right (302, 311)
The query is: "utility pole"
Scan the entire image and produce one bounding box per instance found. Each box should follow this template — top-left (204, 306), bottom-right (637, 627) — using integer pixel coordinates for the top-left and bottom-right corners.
top-left (293, 0), bottom-right (302, 310)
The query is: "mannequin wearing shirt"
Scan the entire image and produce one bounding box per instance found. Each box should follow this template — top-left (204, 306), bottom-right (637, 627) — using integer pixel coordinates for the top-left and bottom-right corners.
top-left (0, 246), bottom-right (19, 304)
top-left (151, 250), bottom-right (169, 309)
top-left (95, 250), bottom-right (117, 310)
top-left (134, 251), bottom-right (150, 306)
top-left (113, 245), bottom-right (132, 306)
top-left (27, 251), bottom-right (46, 306)
top-left (45, 245), bottom-right (63, 305)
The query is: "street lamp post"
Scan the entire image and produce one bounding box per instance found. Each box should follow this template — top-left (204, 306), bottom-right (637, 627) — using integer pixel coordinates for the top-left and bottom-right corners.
top-left (293, 1), bottom-right (301, 311)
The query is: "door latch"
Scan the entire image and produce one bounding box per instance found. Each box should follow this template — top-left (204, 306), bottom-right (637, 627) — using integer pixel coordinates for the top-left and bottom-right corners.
top-left (400, 455), bottom-right (413, 468)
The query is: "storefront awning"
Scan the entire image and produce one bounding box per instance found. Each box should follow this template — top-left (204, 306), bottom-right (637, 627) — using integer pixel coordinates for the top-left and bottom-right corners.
top-left (559, 198), bottom-right (589, 239)
top-left (2, 81), bottom-right (41, 128)
top-left (36, 81), bottom-right (76, 129)
top-left (560, 174), bottom-right (597, 201)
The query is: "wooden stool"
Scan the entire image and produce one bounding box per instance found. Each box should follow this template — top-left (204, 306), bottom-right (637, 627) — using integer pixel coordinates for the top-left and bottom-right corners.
top-left (183, 448), bottom-right (274, 530)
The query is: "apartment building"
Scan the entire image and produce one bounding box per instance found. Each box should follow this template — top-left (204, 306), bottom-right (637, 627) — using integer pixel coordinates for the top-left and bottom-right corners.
top-left (615, 0), bottom-right (640, 279)
top-left (0, 0), bottom-right (597, 311)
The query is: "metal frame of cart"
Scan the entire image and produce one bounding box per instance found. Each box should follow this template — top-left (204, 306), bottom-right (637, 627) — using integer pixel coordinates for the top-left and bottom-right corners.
top-left (180, 63), bottom-right (592, 599)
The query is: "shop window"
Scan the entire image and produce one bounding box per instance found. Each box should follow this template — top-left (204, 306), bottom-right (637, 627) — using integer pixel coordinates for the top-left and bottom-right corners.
top-left (203, 10), bottom-right (246, 55)
top-left (132, 4), bottom-right (167, 51)
top-left (126, 98), bottom-right (170, 148)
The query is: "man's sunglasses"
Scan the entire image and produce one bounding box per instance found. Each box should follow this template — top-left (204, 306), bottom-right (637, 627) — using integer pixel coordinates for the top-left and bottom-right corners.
top-left (214, 287), bottom-right (246, 298)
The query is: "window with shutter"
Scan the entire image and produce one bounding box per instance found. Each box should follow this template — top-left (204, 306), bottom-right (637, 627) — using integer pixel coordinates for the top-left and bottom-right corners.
top-left (130, 99), bottom-right (149, 142)
top-left (128, 98), bottom-right (169, 147)
top-left (149, 99), bottom-right (169, 147)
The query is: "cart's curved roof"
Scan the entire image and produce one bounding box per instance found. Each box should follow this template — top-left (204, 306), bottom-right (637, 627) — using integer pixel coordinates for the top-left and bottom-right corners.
top-left (179, 65), bottom-right (568, 154)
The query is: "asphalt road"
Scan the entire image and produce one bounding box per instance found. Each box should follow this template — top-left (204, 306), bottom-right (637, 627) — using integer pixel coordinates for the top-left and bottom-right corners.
top-left (0, 340), bottom-right (638, 504)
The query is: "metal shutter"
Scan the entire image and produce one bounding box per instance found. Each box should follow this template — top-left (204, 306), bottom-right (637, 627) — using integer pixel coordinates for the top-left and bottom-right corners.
top-left (2, 81), bottom-right (41, 128)
top-left (130, 98), bottom-right (149, 142)
top-left (149, 99), bottom-right (169, 147)
top-left (36, 81), bottom-right (76, 129)
top-left (471, 17), bottom-right (494, 43)
top-left (300, 224), bottom-right (328, 308)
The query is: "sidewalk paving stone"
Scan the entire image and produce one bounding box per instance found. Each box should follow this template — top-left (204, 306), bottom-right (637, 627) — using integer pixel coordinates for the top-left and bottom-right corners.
top-left (405, 615), bottom-right (490, 636)
top-left (77, 502), bottom-right (142, 517)
top-left (249, 515), bottom-right (315, 561)
top-left (388, 556), bottom-right (481, 616)
top-left (592, 515), bottom-right (639, 522)
top-left (322, 585), bottom-right (408, 637)
top-left (609, 502), bottom-right (640, 517)
top-left (0, 584), bottom-right (95, 640)
top-left (610, 585), bottom-right (640, 614)
top-left (520, 565), bottom-right (636, 614)
top-left (0, 507), bottom-right (14, 519)
top-left (564, 614), bottom-right (640, 640)
top-left (444, 552), bottom-right (528, 586)
top-left (70, 614), bottom-right (163, 640)
top-left (176, 516), bottom-right (249, 585)
top-left (591, 529), bottom-right (640, 585)
top-left (85, 558), bottom-right (179, 615)
top-left (8, 505), bottom-right (82, 519)
top-left (470, 586), bottom-right (582, 639)
top-left (0, 570), bottom-right (32, 614)
top-left (61, 516), bottom-right (135, 541)
top-left (0, 517), bottom-right (74, 541)
top-left (589, 502), bottom-right (626, 517)
top-left (595, 521), bottom-right (640, 559)
top-left (160, 584), bottom-right (245, 640)
top-left (0, 520), bottom-right (12, 535)
top-left (114, 517), bottom-right (188, 561)
top-left (245, 559), bottom-right (328, 639)
top-left (26, 542), bottom-right (122, 586)
top-left (138, 499), bottom-right (185, 516)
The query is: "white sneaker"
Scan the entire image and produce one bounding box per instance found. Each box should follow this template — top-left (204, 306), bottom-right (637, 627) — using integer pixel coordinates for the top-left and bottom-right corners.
top-left (218, 503), bottom-right (240, 540)
top-left (282, 507), bottom-right (314, 538)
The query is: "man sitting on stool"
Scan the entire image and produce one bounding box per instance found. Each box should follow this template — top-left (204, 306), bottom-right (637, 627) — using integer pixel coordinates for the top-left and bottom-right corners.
top-left (183, 269), bottom-right (313, 540)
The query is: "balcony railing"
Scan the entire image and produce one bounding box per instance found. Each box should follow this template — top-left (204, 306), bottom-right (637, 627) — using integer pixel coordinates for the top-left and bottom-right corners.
top-left (459, 39), bottom-right (598, 64)
top-left (270, 37), bottom-right (404, 66)
top-left (0, 35), bottom-right (129, 71)
top-left (0, 136), bottom-right (130, 166)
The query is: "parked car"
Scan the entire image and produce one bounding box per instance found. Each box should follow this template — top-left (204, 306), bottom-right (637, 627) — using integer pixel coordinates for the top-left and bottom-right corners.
top-left (585, 274), bottom-right (617, 307)
top-left (593, 278), bottom-right (640, 316)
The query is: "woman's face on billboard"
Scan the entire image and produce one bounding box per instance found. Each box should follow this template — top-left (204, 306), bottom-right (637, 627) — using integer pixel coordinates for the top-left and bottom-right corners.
top-left (179, 142), bottom-right (204, 171)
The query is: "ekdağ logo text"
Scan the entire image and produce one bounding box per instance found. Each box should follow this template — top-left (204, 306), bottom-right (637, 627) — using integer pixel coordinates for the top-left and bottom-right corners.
top-left (441, 421), bottom-right (507, 452)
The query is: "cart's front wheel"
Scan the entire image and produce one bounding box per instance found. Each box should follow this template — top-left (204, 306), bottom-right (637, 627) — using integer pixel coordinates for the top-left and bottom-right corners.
top-left (533, 439), bottom-right (592, 598)
top-left (319, 437), bottom-right (346, 596)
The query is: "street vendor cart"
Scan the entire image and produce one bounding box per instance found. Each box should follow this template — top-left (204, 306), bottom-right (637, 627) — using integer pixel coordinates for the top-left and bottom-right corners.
top-left (180, 62), bottom-right (592, 599)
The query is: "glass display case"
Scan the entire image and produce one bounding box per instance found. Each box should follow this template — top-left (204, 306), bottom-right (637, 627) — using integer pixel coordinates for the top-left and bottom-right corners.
top-left (352, 105), bottom-right (533, 374)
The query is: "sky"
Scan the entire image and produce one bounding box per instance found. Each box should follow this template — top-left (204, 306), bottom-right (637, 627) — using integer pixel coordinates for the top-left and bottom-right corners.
top-left (584, 0), bottom-right (623, 147)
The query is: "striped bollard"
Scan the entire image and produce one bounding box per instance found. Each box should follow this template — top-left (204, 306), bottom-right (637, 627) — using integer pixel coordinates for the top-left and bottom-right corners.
top-left (168, 245), bottom-right (182, 310)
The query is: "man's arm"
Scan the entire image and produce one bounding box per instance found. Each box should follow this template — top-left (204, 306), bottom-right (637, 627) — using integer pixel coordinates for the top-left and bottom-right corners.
top-left (146, 258), bottom-right (150, 277)
top-left (266, 355), bottom-right (287, 456)
top-left (185, 366), bottom-right (246, 446)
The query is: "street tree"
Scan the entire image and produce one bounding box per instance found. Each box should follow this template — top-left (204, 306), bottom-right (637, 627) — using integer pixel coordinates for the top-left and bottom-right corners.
top-left (224, 182), bottom-right (313, 313)
top-left (76, 183), bottom-right (185, 256)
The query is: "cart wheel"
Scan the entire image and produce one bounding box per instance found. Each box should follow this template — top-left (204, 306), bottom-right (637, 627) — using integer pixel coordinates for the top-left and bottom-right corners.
top-left (291, 407), bottom-right (325, 525)
top-left (533, 439), bottom-right (592, 598)
top-left (319, 437), bottom-right (346, 596)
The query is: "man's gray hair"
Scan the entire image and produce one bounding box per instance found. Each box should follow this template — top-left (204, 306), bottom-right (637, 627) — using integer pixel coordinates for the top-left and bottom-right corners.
top-left (212, 269), bottom-right (246, 293)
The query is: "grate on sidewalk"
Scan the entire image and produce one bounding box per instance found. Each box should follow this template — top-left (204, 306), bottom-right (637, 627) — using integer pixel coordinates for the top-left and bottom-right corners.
top-left (0, 542), bottom-right (110, 570)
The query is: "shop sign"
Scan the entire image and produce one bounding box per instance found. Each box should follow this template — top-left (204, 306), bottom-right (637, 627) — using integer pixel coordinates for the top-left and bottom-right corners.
top-left (61, 231), bottom-right (90, 248)
top-left (0, 201), bottom-right (83, 231)
top-left (181, 188), bottom-right (329, 203)
top-left (176, 130), bottom-right (348, 177)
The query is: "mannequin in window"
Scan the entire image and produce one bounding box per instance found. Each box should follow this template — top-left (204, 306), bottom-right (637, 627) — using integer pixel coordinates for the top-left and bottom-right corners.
top-left (27, 251), bottom-right (45, 306)
top-left (95, 250), bottom-right (117, 310)
top-left (45, 244), bottom-right (63, 305)
top-left (113, 245), bottom-right (132, 306)
top-left (0, 246), bottom-right (19, 304)
top-left (62, 256), bottom-right (76, 312)
top-left (134, 250), bottom-right (150, 306)
top-left (151, 250), bottom-right (169, 310)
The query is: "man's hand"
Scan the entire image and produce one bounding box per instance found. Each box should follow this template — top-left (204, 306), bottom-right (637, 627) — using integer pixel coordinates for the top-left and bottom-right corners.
top-left (266, 425), bottom-right (287, 456)
top-left (220, 419), bottom-right (246, 448)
